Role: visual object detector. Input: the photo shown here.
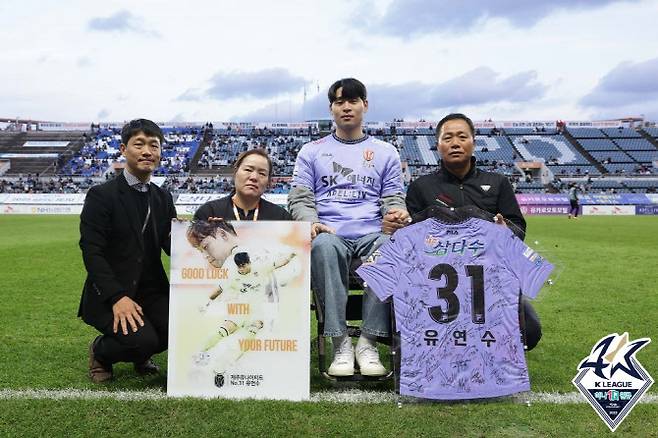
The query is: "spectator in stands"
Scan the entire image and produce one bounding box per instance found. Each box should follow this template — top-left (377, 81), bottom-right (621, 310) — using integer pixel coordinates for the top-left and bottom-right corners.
top-left (556, 120), bottom-right (565, 134)
top-left (288, 78), bottom-right (407, 377)
top-left (400, 113), bottom-right (543, 350)
top-left (567, 183), bottom-right (580, 219)
top-left (193, 149), bottom-right (291, 221)
top-left (78, 119), bottom-right (177, 383)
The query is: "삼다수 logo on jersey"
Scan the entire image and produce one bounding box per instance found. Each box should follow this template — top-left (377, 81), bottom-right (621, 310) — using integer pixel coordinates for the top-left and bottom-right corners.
top-left (572, 332), bottom-right (653, 432)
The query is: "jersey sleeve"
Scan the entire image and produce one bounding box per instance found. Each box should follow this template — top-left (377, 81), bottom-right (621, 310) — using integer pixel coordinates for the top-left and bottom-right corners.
top-left (356, 235), bottom-right (404, 301)
top-left (381, 150), bottom-right (404, 197)
top-left (291, 145), bottom-right (315, 190)
top-left (500, 231), bottom-right (554, 299)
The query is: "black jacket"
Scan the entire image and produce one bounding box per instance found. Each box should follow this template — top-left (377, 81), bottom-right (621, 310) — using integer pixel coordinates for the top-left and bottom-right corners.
top-left (193, 193), bottom-right (292, 221)
top-left (78, 174), bottom-right (176, 328)
top-left (406, 158), bottom-right (526, 240)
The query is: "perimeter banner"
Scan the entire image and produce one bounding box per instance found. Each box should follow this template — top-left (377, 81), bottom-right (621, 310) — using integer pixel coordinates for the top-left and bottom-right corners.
top-left (167, 220), bottom-right (311, 400)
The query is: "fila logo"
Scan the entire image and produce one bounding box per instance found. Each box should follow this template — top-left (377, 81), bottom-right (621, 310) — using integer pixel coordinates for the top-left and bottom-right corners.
top-left (480, 185), bottom-right (491, 192)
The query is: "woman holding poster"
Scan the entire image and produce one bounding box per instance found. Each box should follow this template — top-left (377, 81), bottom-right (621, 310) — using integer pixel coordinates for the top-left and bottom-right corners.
top-left (193, 149), bottom-right (292, 221)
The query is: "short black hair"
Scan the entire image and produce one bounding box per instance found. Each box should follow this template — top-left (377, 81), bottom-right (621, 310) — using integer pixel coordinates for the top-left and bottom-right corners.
top-left (234, 252), bottom-right (251, 267)
top-left (121, 119), bottom-right (164, 145)
top-left (436, 113), bottom-right (475, 139)
top-left (328, 78), bottom-right (367, 104)
top-left (186, 219), bottom-right (237, 248)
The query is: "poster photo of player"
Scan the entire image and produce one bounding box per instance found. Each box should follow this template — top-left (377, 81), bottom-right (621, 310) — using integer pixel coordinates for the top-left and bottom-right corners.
top-left (192, 250), bottom-right (298, 371)
top-left (167, 219), bottom-right (310, 400)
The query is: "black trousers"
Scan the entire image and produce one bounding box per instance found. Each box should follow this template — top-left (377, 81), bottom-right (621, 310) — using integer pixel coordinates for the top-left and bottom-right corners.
top-left (521, 296), bottom-right (542, 351)
top-left (93, 291), bottom-right (169, 366)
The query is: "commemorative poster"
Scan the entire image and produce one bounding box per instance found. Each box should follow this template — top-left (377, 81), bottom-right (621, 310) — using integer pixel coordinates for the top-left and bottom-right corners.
top-left (167, 220), bottom-right (311, 400)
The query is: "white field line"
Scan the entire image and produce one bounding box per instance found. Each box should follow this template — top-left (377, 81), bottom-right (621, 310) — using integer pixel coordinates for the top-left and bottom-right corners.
top-left (0, 388), bottom-right (656, 404)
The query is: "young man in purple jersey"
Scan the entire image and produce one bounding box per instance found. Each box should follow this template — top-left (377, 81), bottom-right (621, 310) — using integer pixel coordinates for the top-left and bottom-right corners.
top-left (288, 78), bottom-right (408, 376)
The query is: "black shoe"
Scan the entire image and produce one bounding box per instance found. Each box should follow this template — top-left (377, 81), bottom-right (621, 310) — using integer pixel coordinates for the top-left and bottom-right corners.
top-left (134, 357), bottom-right (160, 376)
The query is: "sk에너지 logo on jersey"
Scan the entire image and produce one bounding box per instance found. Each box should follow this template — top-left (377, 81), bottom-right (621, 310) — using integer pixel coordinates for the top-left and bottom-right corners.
top-left (572, 332), bottom-right (653, 432)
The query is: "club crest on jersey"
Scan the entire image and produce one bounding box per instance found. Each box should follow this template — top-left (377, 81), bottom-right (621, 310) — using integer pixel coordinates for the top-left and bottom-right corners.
top-left (424, 235), bottom-right (439, 247)
top-left (362, 149), bottom-right (375, 168)
top-left (572, 332), bottom-right (653, 432)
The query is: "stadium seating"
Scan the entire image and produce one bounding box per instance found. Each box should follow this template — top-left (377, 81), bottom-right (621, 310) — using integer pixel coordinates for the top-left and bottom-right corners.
top-left (198, 132), bottom-right (309, 176)
top-left (642, 127), bottom-right (658, 138)
top-left (568, 128), bottom-right (607, 138)
top-left (0, 131), bottom-right (87, 176)
top-left (60, 127), bottom-right (202, 177)
top-left (504, 127), bottom-right (557, 135)
top-left (601, 127), bottom-right (642, 138)
top-left (512, 135), bottom-right (590, 165)
top-left (1, 121), bottom-right (657, 195)
top-left (614, 138), bottom-right (656, 151)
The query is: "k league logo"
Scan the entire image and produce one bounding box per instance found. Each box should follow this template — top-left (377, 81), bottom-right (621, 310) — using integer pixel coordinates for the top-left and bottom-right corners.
top-left (572, 333), bottom-right (653, 432)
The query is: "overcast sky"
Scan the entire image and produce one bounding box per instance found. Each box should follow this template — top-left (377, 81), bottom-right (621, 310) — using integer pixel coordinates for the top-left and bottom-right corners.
top-left (2, 0), bottom-right (658, 123)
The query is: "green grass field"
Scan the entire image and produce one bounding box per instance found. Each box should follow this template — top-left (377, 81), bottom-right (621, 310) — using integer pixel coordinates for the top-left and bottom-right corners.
top-left (1, 215), bottom-right (657, 437)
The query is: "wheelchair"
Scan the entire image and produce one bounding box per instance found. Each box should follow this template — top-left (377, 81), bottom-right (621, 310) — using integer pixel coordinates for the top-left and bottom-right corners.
top-left (311, 257), bottom-right (398, 382)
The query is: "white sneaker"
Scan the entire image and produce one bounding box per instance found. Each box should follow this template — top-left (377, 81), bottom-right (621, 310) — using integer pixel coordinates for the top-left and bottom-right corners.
top-left (356, 344), bottom-right (387, 376)
top-left (328, 336), bottom-right (354, 376)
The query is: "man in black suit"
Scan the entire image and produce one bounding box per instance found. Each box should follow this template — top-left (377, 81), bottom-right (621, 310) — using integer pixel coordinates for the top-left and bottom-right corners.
top-left (78, 119), bottom-right (177, 383)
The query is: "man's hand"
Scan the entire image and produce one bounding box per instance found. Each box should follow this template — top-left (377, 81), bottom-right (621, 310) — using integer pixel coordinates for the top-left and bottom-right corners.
top-left (494, 214), bottom-right (507, 227)
top-left (311, 222), bottom-right (335, 239)
top-left (382, 208), bottom-right (411, 235)
top-left (112, 296), bottom-right (144, 335)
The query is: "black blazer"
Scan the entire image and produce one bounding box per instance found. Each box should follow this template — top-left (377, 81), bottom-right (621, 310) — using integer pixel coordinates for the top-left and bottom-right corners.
top-left (77, 174), bottom-right (176, 329)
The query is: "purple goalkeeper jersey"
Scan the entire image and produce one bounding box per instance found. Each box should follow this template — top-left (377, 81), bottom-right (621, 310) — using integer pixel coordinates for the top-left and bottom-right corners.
top-left (357, 217), bottom-right (553, 400)
top-left (291, 134), bottom-right (404, 239)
